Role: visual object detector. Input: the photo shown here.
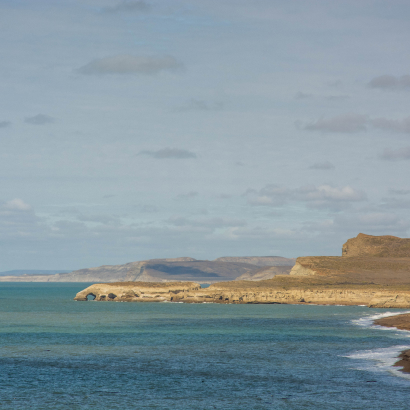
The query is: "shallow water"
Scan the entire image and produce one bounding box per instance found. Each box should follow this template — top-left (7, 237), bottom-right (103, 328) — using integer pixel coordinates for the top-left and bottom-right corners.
top-left (0, 283), bottom-right (410, 409)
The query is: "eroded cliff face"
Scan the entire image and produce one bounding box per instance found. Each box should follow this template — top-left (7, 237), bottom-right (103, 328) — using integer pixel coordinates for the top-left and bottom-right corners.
top-left (74, 281), bottom-right (410, 308)
top-left (289, 233), bottom-right (410, 283)
top-left (74, 282), bottom-right (201, 302)
top-left (342, 233), bottom-right (410, 257)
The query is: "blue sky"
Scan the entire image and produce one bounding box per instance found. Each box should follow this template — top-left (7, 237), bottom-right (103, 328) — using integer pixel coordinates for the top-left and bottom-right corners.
top-left (1, 0), bottom-right (410, 270)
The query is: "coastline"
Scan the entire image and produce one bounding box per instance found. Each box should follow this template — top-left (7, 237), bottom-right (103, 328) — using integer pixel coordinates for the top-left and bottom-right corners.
top-left (73, 280), bottom-right (410, 308)
top-left (374, 313), bottom-right (410, 373)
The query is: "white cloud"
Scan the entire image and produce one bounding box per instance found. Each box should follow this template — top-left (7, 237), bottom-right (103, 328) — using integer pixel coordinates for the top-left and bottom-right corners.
top-left (245, 184), bottom-right (366, 209)
top-left (368, 75), bottom-right (410, 90)
top-left (334, 212), bottom-right (409, 234)
top-left (3, 199), bottom-right (32, 211)
top-left (167, 216), bottom-right (247, 232)
top-left (303, 113), bottom-right (368, 133)
top-left (77, 55), bottom-right (183, 75)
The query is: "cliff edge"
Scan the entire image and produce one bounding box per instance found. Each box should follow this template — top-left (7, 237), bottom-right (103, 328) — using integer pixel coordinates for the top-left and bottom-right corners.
top-left (290, 233), bottom-right (410, 285)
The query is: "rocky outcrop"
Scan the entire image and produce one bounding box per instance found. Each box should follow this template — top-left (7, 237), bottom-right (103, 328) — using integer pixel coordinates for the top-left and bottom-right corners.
top-left (290, 234), bottom-right (410, 284)
top-left (289, 262), bottom-right (317, 276)
top-left (235, 266), bottom-right (292, 281)
top-left (342, 233), bottom-right (410, 257)
top-left (74, 281), bottom-right (201, 302)
top-left (74, 280), bottom-right (410, 308)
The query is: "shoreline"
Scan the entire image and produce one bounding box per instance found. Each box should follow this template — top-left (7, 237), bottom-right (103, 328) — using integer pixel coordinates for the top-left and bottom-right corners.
top-left (374, 313), bottom-right (410, 373)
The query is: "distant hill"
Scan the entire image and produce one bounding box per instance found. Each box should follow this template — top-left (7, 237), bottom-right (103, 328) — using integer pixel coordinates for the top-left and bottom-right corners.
top-left (0, 270), bottom-right (70, 277)
top-left (0, 256), bottom-right (295, 283)
top-left (214, 256), bottom-right (295, 266)
top-left (235, 266), bottom-right (293, 281)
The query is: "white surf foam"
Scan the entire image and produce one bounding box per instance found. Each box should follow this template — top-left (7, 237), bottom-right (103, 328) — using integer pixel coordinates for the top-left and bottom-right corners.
top-left (352, 310), bottom-right (410, 331)
top-left (345, 345), bottom-right (410, 380)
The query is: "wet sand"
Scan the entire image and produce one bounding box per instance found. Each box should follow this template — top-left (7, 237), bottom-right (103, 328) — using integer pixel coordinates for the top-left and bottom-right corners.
top-left (374, 313), bottom-right (410, 373)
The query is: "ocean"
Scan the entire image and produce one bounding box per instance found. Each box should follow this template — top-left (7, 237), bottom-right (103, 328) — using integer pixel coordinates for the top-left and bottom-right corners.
top-left (0, 283), bottom-right (409, 409)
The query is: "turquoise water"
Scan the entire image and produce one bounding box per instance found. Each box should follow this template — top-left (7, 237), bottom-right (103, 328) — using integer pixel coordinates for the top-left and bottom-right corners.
top-left (1, 283), bottom-right (410, 409)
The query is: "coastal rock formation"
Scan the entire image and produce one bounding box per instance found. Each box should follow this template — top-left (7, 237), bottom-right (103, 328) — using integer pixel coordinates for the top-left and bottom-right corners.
top-left (290, 234), bottom-right (410, 285)
top-left (74, 279), bottom-right (410, 308)
top-left (74, 233), bottom-right (410, 307)
top-left (342, 233), bottom-right (410, 257)
top-left (74, 282), bottom-right (200, 302)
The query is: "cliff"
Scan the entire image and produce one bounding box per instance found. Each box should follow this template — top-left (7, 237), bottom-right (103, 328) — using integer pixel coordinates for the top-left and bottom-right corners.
top-left (289, 233), bottom-right (410, 285)
top-left (342, 233), bottom-right (410, 257)
top-left (74, 279), bottom-right (410, 308)
top-left (74, 233), bottom-right (410, 307)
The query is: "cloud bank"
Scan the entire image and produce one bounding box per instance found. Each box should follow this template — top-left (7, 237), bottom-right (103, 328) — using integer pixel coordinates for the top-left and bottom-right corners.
top-left (303, 113), bottom-right (368, 133)
top-left (246, 184), bottom-right (366, 209)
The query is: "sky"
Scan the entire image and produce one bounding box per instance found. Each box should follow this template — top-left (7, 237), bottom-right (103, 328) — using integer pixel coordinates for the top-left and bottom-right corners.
top-left (1, 0), bottom-right (410, 270)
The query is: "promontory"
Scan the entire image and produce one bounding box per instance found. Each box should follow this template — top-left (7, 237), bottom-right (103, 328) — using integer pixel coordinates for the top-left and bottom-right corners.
top-left (74, 233), bottom-right (410, 308)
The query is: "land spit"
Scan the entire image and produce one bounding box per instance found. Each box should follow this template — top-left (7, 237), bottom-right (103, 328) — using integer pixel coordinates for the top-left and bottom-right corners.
top-left (74, 279), bottom-right (410, 308)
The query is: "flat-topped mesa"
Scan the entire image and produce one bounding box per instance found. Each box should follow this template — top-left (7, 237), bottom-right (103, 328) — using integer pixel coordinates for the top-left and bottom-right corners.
top-left (74, 281), bottom-right (201, 302)
top-left (290, 233), bottom-right (410, 280)
top-left (342, 233), bottom-right (410, 257)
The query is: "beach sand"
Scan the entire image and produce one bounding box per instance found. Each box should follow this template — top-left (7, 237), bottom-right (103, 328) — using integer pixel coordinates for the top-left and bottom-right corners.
top-left (374, 313), bottom-right (410, 373)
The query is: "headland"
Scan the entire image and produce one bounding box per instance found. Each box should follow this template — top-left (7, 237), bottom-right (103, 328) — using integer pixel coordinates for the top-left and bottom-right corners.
top-left (74, 233), bottom-right (410, 308)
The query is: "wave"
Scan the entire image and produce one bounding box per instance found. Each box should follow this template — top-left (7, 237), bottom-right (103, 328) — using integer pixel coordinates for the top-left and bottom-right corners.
top-left (352, 310), bottom-right (410, 330)
top-left (345, 345), bottom-right (410, 380)
top-left (347, 310), bottom-right (410, 380)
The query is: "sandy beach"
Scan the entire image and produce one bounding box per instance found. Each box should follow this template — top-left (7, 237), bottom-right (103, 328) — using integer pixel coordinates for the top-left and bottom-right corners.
top-left (374, 314), bottom-right (410, 373)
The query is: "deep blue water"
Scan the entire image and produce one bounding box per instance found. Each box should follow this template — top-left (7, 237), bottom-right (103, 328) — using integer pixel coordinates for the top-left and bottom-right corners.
top-left (0, 283), bottom-right (410, 409)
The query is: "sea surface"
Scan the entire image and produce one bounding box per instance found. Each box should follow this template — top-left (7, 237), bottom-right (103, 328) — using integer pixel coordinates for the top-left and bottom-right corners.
top-left (0, 283), bottom-right (410, 409)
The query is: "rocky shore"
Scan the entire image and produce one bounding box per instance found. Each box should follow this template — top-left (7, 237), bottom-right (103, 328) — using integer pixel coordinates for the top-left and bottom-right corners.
top-left (374, 313), bottom-right (410, 373)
